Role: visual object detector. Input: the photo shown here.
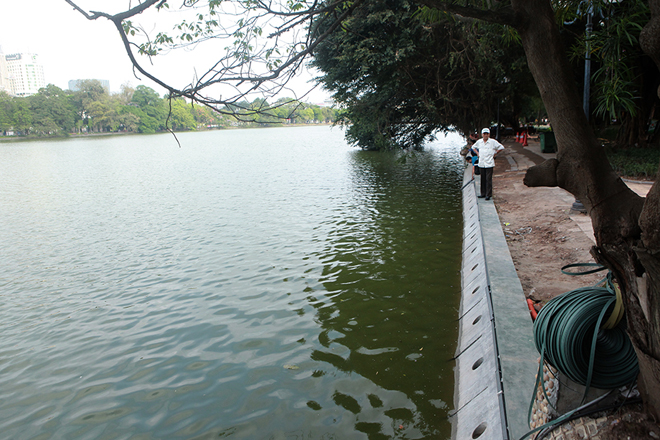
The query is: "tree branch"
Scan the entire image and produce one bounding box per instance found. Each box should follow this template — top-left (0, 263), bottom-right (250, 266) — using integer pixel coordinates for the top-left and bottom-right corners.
top-left (64, 0), bottom-right (359, 121)
top-left (413, 0), bottom-right (517, 27)
top-left (523, 159), bottom-right (559, 187)
top-left (64, 0), bottom-right (165, 21)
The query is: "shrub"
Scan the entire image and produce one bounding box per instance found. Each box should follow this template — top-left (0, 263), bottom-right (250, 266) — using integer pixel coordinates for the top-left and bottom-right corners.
top-left (605, 147), bottom-right (660, 179)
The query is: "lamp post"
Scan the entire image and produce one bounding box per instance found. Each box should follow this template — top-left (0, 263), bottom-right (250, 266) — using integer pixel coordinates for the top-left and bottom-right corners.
top-left (567, 2), bottom-right (595, 214)
top-left (496, 100), bottom-right (500, 141)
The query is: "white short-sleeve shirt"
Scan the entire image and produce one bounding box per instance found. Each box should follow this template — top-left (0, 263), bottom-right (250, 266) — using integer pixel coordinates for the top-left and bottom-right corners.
top-left (475, 138), bottom-right (504, 168)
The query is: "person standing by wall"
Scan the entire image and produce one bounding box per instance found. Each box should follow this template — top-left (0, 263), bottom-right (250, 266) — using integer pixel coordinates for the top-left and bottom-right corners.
top-left (474, 128), bottom-right (504, 200)
top-left (468, 132), bottom-right (480, 178)
top-left (469, 145), bottom-right (480, 178)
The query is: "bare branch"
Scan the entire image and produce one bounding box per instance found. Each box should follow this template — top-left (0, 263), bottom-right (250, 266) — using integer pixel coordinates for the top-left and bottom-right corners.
top-left (64, 0), bottom-right (165, 21)
top-left (62, 0), bottom-right (360, 122)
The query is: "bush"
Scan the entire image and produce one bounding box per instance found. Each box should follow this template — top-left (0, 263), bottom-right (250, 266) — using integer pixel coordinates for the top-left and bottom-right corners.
top-left (605, 147), bottom-right (660, 179)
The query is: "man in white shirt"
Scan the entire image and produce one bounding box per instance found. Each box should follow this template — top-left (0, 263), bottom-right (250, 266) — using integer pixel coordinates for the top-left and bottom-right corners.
top-left (474, 128), bottom-right (504, 200)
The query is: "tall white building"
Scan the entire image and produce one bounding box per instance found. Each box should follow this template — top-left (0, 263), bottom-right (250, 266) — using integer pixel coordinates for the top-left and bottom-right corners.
top-left (2, 52), bottom-right (46, 97)
top-left (0, 47), bottom-right (10, 95)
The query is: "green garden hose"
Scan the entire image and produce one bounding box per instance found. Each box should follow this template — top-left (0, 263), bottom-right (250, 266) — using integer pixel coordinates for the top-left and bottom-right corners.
top-left (533, 265), bottom-right (638, 390)
top-left (519, 265), bottom-right (639, 439)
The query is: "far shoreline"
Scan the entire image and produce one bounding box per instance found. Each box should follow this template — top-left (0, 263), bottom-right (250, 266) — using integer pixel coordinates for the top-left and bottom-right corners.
top-left (0, 123), bottom-right (335, 143)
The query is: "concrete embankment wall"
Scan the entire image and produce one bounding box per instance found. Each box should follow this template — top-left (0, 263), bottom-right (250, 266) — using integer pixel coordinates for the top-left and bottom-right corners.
top-left (454, 166), bottom-right (538, 440)
top-left (453, 168), bottom-right (508, 440)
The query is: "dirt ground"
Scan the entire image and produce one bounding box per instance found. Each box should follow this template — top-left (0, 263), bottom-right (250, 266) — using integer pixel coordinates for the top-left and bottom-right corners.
top-left (486, 138), bottom-right (659, 439)
top-left (490, 144), bottom-right (605, 305)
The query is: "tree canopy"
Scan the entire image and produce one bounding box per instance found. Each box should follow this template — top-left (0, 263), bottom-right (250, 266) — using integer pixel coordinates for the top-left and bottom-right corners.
top-left (311, 0), bottom-right (539, 149)
top-left (0, 81), bottom-right (337, 137)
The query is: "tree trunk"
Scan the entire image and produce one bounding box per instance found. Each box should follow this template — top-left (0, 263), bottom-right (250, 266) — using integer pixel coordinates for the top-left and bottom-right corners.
top-left (642, 0), bottom-right (660, 100)
top-left (513, 0), bottom-right (660, 420)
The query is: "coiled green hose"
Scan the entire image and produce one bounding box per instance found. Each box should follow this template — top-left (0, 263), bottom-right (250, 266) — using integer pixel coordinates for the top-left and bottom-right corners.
top-left (533, 274), bottom-right (638, 390)
top-left (520, 265), bottom-right (639, 439)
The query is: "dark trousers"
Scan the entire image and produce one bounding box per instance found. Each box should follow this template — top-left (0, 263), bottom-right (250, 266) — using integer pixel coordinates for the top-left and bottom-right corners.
top-left (480, 167), bottom-right (494, 197)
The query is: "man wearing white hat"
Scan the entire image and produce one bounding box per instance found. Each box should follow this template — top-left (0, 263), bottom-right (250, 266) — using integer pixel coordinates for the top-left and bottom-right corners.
top-left (474, 128), bottom-right (504, 200)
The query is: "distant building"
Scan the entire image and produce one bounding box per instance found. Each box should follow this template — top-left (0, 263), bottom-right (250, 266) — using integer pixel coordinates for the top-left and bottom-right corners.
top-left (0, 46), bottom-right (12, 95)
top-left (0, 57), bottom-right (9, 95)
top-left (68, 79), bottom-right (110, 92)
top-left (2, 52), bottom-right (45, 97)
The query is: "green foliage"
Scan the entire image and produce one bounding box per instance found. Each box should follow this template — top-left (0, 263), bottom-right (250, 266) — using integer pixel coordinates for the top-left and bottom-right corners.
top-left (70, 0), bottom-right (658, 151)
top-left (0, 92), bottom-right (16, 131)
top-left (216, 97), bottom-right (337, 126)
top-left (0, 84), bottom-right (335, 137)
top-left (564, 0), bottom-right (650, 122)
top-left (11, 99), bottom-right (33, 134)
top-left (605, 146), bottom-right (660, 179)
top-left (131, 85), bottom-right (162, 108)
top-left (311, 0), bottom-right (539, 150)
top-left (168, 99), bottom-right (197, 131)
top-left (592, 2), bottom-right (648, 120)
top-left (28, 85), bottom-right (77, 135)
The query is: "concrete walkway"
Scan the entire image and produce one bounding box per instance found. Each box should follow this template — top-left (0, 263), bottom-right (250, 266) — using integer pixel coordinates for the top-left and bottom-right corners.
top-left (474, 172), bottom-right (539, 440)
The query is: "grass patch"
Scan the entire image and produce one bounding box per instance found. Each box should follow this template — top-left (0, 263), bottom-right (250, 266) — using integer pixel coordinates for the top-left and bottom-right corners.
top-left (605, 147), bottom-right (659, 180)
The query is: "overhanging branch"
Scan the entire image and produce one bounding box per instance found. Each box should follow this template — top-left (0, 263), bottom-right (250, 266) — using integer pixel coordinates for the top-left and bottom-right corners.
top-left (64, 0), bottom-right (165, 21)
top-left (413, 0), bottom-right (517, 27)
top-left (64, 0), bottom-right (357, 120)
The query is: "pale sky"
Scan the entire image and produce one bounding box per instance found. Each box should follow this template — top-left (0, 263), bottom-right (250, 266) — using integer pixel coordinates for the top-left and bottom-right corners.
top-left (0, 0), bottom-right (330, 103)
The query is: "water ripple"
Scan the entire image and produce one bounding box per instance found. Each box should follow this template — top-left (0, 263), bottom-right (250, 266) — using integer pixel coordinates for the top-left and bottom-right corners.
top-left (0, 127), bottom-right (463, 439)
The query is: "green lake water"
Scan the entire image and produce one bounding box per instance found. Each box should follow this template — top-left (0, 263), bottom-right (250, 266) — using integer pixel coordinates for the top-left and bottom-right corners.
top-left (0, 126), bottom-right (464, 439)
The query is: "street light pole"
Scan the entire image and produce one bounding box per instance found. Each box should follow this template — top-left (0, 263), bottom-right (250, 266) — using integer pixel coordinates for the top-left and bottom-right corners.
top-left (496, 100), bottom-right (500, 141)
top-left (572, 2), bottom-right (594, 214)
top-left (583, 6), bottom-right (593, 118)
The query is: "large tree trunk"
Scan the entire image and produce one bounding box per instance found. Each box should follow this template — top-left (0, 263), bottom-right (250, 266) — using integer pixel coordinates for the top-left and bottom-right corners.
top-left (515, 0), bottom-right (660, 420)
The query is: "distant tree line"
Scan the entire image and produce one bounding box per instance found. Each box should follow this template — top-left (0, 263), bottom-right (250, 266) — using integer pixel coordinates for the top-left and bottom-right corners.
top-left (0, 80), bottom-right (337, 137)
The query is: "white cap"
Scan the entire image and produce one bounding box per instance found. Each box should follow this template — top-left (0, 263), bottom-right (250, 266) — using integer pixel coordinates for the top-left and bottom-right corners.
top-left (482, 128), bottom-right (490, 134)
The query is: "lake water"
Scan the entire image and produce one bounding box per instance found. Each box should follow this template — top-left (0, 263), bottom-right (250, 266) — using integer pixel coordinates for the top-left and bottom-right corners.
top-left (0, 126), bottom-right (464, 440)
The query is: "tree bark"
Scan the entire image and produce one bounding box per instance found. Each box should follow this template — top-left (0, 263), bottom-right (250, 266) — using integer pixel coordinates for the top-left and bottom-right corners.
top-left (641, 0), bottom-right (660, 99)
top-left (514, 0), bottom-right (660, 420)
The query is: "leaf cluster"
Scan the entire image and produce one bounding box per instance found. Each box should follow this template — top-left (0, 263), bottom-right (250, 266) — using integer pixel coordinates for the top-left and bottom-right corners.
top-left (562, 0), bottom-right (651, 121)
top-left (311, 0), bottom-right (537, 150)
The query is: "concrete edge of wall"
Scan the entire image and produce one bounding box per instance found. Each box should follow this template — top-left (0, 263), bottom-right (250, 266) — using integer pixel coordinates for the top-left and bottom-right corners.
top-left (452, 167), bottom-right (508, 440)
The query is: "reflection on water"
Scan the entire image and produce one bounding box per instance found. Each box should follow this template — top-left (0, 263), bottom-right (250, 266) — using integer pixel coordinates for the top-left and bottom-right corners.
top-left (0, 127), bottom-right (463, 439)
